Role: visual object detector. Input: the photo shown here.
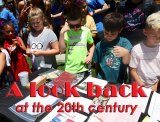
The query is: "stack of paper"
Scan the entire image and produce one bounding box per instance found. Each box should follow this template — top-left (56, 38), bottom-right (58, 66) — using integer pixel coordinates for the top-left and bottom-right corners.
top-left (93, 86), bottom-right (152, 122)
top-left (9, 92), bottom-right (61, 122)
top-left (40, 97), bottom-right (91, 122)
top-left (147, 92), bottom-right (160, 121)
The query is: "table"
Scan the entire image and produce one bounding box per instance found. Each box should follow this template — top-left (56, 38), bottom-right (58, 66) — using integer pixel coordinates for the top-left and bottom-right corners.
top-left (0, 68), bottom-right (53, 122)
top-left (0, 69), bottom-right (158, 122)
top-left (0, 68), bottom-right (90, 122)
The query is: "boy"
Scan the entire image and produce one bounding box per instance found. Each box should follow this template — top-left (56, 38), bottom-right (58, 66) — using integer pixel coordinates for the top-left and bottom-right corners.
top-left (59, 5), bottom-right (95, 76)
top-left (129, 11), bottom-right (160, 91)
top-left (93, 12), bottom-right (132, 84)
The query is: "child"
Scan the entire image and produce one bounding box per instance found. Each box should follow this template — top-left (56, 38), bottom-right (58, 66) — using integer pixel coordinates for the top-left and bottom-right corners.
top-left (0, 0), bottom-right (19, 34)
top-left (0, 36), bottom-right (13, 88)
top-left (59, 5), bottom-right (95, 76)
top-left (80, 0), bottom-right (97, 39)
top-left (26, 7), bottom-right (59, 71)
top-left (0, 18), bottom-right (12, 86)
top-left (3, 21), bottom-right (30, 81)
top-left (129, 11), bottom-right (160, 91)
top-left (93, 12), bottom-right (132, 84)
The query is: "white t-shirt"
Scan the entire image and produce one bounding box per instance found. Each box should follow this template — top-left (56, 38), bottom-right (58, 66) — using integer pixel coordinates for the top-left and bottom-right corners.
top-left (1, 49), bottom-right (11, 67)
top-left (27, 27), bottom-right (58, 69)
top-left (129, 42), bottom-right (160, 87)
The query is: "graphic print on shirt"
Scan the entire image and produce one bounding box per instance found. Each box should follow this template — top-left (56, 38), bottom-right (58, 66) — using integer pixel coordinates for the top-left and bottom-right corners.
top-left (31, 43), bottom-right (43, 50)
top-left (124, 8), bottom-right (145, 31)
top-left (104, 48), bottom-right (120, 70)
top-left (67, 33), bottom-right (86, 55)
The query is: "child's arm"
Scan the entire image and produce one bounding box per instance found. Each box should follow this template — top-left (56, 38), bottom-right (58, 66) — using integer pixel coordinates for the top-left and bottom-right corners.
top-left (0, 53), bottom-right (6, 76)
top-left (59, 25), bottom-right (70, 53)
top-left (130, 67), bottom-right (145, 86)
top-left (51, 12), bottom-right (63, 18)
top-left (151, 81), bottom-right (159, 92)
top-left (85, 43), bottom-right (95, 64)
top-left (31, 41), bottom-right (59, 56)
top-left (90, 3), bottom-right (109, 16)
top-left (113, 46), bottom-right (130, 64)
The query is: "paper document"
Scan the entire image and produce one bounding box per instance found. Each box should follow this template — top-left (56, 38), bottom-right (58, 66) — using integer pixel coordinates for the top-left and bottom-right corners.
top-left (76, 76), bottom-right (108, 94)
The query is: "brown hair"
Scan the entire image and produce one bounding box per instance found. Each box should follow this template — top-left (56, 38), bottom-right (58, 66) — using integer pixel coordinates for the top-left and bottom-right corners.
top-left (103, 12), bottom-right (124, 32)
top-left (65, 4), bottom-right (83, 21)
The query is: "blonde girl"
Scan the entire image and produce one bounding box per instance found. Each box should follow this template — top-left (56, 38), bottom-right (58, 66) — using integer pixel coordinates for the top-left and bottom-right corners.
top-left (26, 7), bottom-right (59, 71)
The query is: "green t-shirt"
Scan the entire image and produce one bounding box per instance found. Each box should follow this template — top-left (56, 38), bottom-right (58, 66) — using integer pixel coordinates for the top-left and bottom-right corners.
top-left (64, 26), bottom-right (93, 73)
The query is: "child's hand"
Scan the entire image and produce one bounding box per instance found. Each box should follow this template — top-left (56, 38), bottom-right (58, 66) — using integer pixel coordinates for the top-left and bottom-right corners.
top-left (60, 24), bottom-right (70, 34)
top-left (26, 48), bottom-right (32, 55)
top-left (12, 39), bottom-right (19, 46)
top-left (32, 50), bottom-right (42, 56)
top-left (138, 81), bottom-right (146, 87)
top-left (113, 46), bottom-right (129, 58)
top-left (21, 5), bottom-right (31, 16)
top-left (85, 55), bottom-right (92, 64)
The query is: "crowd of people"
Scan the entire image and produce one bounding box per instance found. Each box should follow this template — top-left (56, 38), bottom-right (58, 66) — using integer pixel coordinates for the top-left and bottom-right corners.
top-left (0, 0), bottom-right (160, 92)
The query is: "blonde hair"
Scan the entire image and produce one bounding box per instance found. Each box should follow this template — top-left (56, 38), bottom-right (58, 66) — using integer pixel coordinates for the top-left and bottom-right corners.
top-left (28, 7), bottom-right (44, 21)
top-left (146, 11), bottom-right (160, 31)
top-left (28, 7), bottom-right (49, 31)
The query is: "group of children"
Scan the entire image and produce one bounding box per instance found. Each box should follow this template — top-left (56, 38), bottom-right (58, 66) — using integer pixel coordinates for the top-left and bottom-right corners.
top-left (0, 3), bottom-right (160, 91)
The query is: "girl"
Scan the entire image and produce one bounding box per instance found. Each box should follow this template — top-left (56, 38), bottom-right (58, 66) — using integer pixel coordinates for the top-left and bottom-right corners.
top-left (26, 7), bottom-right (59, 71)
top-left (3, 21), bottom-right (30, 81)
top-left (0, 18), bottom-right (12, 87)
top-left (18, 0), bottom-right (52, 39)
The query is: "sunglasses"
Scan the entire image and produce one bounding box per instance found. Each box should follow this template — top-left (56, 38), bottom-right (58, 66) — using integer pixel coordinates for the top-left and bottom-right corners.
top-left (69, 24), bottom-right (81, 29)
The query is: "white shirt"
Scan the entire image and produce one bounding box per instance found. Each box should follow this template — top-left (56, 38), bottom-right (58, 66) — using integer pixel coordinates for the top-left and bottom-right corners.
top-left (27, 27), bottom-right (58, 69)
top-left (1, 49), bottom-right (11, 67)
top-left (129, 42), bottom-right (160, 87)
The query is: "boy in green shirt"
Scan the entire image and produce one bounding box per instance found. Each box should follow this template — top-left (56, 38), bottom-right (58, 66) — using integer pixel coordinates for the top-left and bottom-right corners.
top-left (59, 5), bottom-right (95, 76)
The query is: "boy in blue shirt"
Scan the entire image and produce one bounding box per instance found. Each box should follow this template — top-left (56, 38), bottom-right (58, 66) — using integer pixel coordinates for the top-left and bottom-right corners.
top-left (93, 12), bottom-right (132, 84)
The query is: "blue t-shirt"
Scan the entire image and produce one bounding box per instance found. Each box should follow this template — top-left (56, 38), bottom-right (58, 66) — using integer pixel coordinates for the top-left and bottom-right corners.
top-left (93, 37), bottom-right (132, 83)
top-left (51, 2), bottom-right (64, 26)
top-left (0, 8), bottom-right (19, 34)
top-left (86, 0), bottom-right (105, 32)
